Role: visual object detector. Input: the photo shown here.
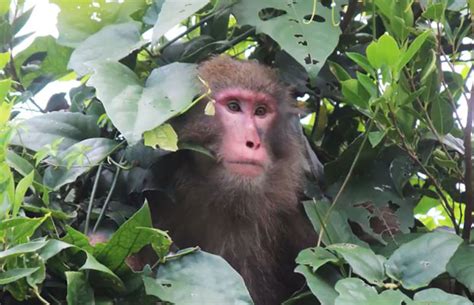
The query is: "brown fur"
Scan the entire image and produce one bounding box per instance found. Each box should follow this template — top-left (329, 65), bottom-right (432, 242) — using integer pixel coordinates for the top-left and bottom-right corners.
top-left (148, 56), bottom-right (316, 305)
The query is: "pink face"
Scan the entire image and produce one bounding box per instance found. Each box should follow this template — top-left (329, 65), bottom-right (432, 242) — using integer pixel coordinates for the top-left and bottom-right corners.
top-left (214, 88), bottom-right (277, 177)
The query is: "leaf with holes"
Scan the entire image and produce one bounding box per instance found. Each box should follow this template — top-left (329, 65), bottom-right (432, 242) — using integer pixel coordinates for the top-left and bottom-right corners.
top-left (151, 0), bottom-right (210, 44)
top-left (233, 0), bottom-right (344, 80)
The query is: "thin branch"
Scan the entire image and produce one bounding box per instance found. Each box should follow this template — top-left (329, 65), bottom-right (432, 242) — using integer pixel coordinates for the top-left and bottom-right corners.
top-left (388, 105), bottom-right (460, 232)
top-left (462, 83), bottom-right (473, 241)
top-left (316, 108), bottom-right (379, 247)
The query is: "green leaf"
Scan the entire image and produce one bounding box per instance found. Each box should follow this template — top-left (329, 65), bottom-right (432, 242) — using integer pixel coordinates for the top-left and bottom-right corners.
top-left (334, 278), bottom-right (410, 305)
top-left (346, 52), bottom-right (375, 76)
top-left (62, 226), bottom-right (94, 252)
top-left (368, 131), bottom-right (385, 147)
top-left (8, 216), bottom-right (46, 244)
top-left (37, 239), bottom-right (74, 261)
top-left (422, 3), bottom-right (446, 21)
top-left (0, 78), bottom-right (11, 102)
top-left (69, 22), bottom-right (144, 76)
top-left (136, 227), bottom-right (172, 261)
top-left (328, 61), bottom-right (351, 82)
top-left (446, 243), bottom-right (474, 293)
top-left (66, 271), bottom-right (95, 305)
top-left (11, 112), bottom-right (101, 152)
top-left (13, 170), bottom-right (34, 216)
top-left (296, 247), bottom-right (339, 272)
top-left (0, 268), bottom-right (39, 285)
top-left (151, 0), bottom-right (209, 44)
top-left (51, 0), bottom-right (147, 47)
top-left (414, 288), bottom-right (473, 305)
top-left (430, 96), bottom-right (454, 135)
top-left (294, 265), bottom-right (338, 305)
top-left (0, 240), bottom-right (48, 259)
top-left (0, 0), bottom-right (10, 15)
top-left (303, 199), bottom-right (366, 246)
top-left (396, 30), bottom-right (431, 72)
top-left (356, 72), bottom-right (377, 97)
top-left (143, 250), bottom-right (253, 305)
top-left (94, 203), bottom-right (153, 274)
top-left (43, 138), bottom-right (118, 190)
top-left (143, 123), bottom-right (178, 152)
top-left (327, 244), bottom-right (387, 285)
top-left (341, 79), bottom-right (370, 108)
top-left (385, 231), bottom-right (463, 289)
top-left (88, 62), bottom-right (199, 144)
top-left (233, 0), bottom-right (342, 80)
top-left (366, 33), bottom-right (400, 69)
top-left (13, 36), bottom-right (73, 88)
top-left (80, 252), bottom-right (125, 290)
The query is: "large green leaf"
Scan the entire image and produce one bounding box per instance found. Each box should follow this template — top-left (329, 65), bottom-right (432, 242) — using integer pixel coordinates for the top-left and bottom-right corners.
top-left (233, 0), bottom-right (344, 80)
top-left (143, 250), bottom-right (253, 305)
top-left (43, 138), bottom-right (118, 190)
top-left (11, 112), bottom-right (101, 152)
top-left (66, 272), bottom-right (95, 305)
top-left (296, 247), bottom-right (339, 273)
top-left (385, 232), bottom-right (462, 289)
top-left (326, 244), bottom-right (387, 285)
top-left (88, 62), bottom-right (199, 144)
top-left (51, 0), bottom-right (147, 47)
top-left (69, 22), bottom-right (144, 76)
top-left (151, 0), bottom-right (209, 44)
top-left (413, 288), bottom-right (473, 305)
top-left (446, 243), bottom-right (474, 293)
top-left (13, 36), bottom-right (72, 88)
top-left (295, 265), bottom-right (339, 305)
top-left (0, 268), bottom-right (39, 285)
top-left (94, 203), bottom-right (157, 275)
top-left (334, 278), bottom-right (410, 305)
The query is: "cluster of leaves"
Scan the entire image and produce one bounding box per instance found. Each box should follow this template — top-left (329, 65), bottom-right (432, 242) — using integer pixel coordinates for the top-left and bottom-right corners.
top-left (0, 0), bottom-right (472, 304)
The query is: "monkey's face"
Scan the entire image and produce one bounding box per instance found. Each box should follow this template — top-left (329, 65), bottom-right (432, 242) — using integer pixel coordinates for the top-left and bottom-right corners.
top-left (214, 88), bottom-right (277, 178)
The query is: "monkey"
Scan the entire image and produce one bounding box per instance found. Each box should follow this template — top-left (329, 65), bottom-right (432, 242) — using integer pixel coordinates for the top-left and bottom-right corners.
top-left (146, 55), bottom-right (319, 305)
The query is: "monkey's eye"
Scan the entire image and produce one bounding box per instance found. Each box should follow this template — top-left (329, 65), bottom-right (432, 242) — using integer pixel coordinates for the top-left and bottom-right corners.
top-left (254, 106), bottom-right (267, 117)
top-left (227, 101), bottom-right (241, 112)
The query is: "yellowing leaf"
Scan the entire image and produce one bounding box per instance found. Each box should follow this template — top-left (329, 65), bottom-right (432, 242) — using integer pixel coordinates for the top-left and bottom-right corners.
top-left (204, 101), bottom-right (215, 116)
top-left (143, 123), bottom-right (178, 152)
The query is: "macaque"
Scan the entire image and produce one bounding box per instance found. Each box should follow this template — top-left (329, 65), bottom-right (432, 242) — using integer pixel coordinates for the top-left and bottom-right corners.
top-left (147, 56), bottom-right (318, 305)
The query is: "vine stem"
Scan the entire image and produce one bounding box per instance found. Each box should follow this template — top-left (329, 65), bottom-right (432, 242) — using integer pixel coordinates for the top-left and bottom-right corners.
top-left (462, 83), bottom-right (473, 241)
top-left (92, 155), bottom-right (124, 233)
top-left (84, 163), bottom-right (103, 236)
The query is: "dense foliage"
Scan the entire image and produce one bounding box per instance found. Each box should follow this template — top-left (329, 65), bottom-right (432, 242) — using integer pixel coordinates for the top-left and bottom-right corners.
top-left (0, 0), bottom-right (473, 304)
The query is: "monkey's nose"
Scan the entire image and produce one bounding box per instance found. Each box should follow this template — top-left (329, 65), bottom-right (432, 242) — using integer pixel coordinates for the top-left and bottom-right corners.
top-left (246, 141), bottom-right (261, 149)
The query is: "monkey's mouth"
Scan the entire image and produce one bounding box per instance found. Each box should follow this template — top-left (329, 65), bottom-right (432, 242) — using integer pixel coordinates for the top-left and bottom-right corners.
top-left (225, 160), bottom-right (265, 177)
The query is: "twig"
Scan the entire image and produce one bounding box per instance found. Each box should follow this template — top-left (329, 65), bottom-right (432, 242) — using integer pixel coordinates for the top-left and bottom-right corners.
top-left (462, 83), bottom-right (473, 241)
top-left (341, 0), bottom-right (358, 33)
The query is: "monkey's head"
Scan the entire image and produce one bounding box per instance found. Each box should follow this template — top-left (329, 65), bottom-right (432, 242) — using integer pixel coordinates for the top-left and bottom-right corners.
top-left (175, 56), bottom-right (302, 182)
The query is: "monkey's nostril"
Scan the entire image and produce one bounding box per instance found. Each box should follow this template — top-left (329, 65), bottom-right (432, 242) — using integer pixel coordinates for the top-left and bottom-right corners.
top-left (246, 141), bottom-right (254, 148)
